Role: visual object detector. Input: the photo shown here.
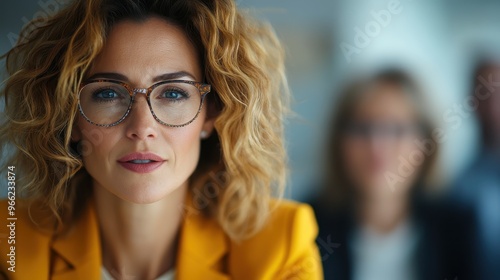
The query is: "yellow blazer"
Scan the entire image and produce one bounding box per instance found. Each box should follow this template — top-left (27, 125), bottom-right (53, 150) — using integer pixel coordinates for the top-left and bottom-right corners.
top-left (0, 194), bottom-right (322, 280)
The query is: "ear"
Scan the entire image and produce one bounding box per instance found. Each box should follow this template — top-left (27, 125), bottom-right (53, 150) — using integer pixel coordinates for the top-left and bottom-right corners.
top-left (201, 113), bottom-right (216, 138)
top-left (201, 98), bottom-right (220, 138)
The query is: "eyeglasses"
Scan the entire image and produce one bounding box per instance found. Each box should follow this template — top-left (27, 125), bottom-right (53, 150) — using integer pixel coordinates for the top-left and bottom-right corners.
top-left (77, 79), bottom-right (211, 127)
top-left (343, 122), bottom-right (423, 140)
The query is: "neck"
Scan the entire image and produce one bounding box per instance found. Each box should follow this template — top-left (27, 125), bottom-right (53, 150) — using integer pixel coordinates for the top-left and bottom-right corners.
top-left (93, 183), bottom-right (187, 279)
top-left (355, 193), bottom-right (410, 234)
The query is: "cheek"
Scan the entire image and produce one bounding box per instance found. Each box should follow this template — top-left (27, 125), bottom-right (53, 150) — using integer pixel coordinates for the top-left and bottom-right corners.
top-left (342, 139), bottom-right (376, 171)
top-left (342, 141), bottom-right (362, 171)
top-left (341, 139), bottom-right (368, 182)
top-left (167, 111), bottom-right (206, 177)
top-left (169, 125), bottom-right (201, 169)
top-left (395, 138), bottom-right (424, 174)
top-left (397, 140), bottom-right (417, 158)
top-left (76, 117), bottom-right (120, 172)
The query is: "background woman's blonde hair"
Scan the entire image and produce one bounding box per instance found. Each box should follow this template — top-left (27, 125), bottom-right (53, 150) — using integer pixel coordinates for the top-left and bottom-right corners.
top-left (0, 0), bottom-right (289, 240)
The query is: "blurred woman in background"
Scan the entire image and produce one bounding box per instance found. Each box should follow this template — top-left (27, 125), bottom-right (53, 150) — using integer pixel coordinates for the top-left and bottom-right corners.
top-left (312, 69), bottom-right (474, 280)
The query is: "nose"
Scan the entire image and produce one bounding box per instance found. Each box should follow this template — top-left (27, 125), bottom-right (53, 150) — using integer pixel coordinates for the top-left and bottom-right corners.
top-left (366, 131), bottom-right (394, 157)
top-left (124, 93), bottom-right (158, 140)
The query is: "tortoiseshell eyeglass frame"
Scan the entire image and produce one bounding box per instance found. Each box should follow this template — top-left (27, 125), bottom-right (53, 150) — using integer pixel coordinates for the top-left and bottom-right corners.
top-left (77, 79), bottom-right (211, 128)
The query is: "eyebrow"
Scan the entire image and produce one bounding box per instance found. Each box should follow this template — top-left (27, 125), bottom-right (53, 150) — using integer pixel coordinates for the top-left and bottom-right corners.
top-left (85, 71), bottom-right (197, 83)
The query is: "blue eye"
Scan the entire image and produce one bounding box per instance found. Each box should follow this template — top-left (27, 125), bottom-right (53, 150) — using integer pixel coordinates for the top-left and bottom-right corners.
top-left (94, 89), bottom-right (119, 100)
top-left (161, 90), bottom-right (188, 100)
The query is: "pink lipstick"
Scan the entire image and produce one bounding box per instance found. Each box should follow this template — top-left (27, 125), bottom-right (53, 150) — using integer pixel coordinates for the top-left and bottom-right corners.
top-left (117, 152), bottom-right (165, 173)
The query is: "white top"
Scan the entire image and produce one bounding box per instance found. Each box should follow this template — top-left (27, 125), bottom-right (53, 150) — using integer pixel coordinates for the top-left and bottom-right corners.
top-left (350, 221), bottom-right (419, 280)
top-left (101, 266), bottom-right (175, 280)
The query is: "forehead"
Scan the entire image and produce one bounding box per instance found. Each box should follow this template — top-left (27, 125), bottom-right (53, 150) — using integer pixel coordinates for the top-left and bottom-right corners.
top-left (88, 17), bottom-right (202, 84)
top-left (352, 83), bottom-right (419, 122)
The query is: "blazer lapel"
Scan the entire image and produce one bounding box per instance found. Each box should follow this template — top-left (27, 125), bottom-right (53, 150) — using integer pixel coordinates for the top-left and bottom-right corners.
top-left (175, 193), bottom-right (230, 280)
top-left (50, 198), bottom-right (102, 280)
top-left (47, 191), bottom-right (229, 280)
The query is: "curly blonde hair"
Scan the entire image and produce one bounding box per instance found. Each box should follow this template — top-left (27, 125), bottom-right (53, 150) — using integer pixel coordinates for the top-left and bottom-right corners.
top-left (0, 0), bottom-right (289, 240)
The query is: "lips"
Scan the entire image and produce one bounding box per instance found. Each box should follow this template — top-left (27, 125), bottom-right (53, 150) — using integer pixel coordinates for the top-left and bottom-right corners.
top-left (118, 152), bottom-right (165, 162)
top-left (117, 152), bottom-right (166, 173)
top-left (128, 159), bottom-right (156, 164)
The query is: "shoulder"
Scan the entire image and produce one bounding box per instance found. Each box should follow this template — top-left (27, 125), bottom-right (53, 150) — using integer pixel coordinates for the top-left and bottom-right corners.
top-left (254, 199), bottom-right (319, 251)
top-left (413, 199), bottom-right (477, 279)
top-left (0, 199), bottom-right (54, 278)
top-left (0, 198), bottom-right (54, 239)
top-left (228, 199), bottom-right (322, 279)
top-left (252, 199), bottom-right (318, 245)
top-left (267, 200), bottom-right (317, 234)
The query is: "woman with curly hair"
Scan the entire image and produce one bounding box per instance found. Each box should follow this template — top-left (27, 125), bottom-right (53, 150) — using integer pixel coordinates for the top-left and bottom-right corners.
top-left (0, 1), bottom-right (322, 279)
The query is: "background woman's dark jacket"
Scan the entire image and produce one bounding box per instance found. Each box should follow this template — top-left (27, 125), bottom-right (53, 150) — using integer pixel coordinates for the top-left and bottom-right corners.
top-left (311, 195), bottom-right (476, 280)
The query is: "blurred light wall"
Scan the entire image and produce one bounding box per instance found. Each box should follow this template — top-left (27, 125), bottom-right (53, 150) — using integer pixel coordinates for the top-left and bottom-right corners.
top-left (239, 0), bottom-right (500, 200)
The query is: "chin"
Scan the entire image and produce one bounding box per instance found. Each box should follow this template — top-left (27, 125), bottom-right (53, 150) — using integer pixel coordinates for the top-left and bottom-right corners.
top-left (112, 183), bottom-right (179, 204)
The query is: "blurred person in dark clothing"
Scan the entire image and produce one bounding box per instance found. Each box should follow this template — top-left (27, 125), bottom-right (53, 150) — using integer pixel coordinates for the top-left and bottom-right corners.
top-left (311, 69), bottom-right (474, 280)
top-left (450, 60), bottom-right (500, 280)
